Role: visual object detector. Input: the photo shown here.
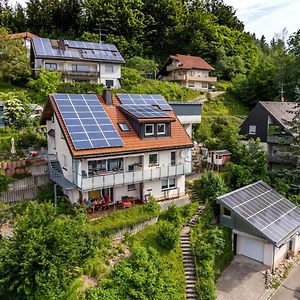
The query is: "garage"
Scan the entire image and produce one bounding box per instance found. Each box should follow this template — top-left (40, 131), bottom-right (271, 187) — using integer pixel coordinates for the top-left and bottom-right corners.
top-left (238, 235), bottom-right (265, 263)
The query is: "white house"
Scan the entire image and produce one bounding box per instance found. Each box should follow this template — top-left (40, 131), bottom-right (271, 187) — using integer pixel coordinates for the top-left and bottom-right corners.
top-left (31, 38), bottom-right (125, 88)
top-left (41, 92), bottom-right (193, 204)
top-left (157, 54), bottom-right (217, 91)
top-left (218, 181), bottom-right (300, 270)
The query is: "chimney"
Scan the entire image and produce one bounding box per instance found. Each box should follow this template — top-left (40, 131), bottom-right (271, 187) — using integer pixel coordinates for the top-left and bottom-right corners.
top-left (58, 38), bottom-right (66, 50)
top-left (103, 89), bottom-right (112, 106)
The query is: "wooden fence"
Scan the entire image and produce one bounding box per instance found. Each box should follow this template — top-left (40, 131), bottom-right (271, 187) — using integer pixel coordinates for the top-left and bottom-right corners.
top-left (0, 174), bottom-right (51, 203)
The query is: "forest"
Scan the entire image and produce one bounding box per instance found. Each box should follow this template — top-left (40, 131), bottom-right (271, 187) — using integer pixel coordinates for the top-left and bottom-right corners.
top-left (0, 0), bottom-right (300, 105)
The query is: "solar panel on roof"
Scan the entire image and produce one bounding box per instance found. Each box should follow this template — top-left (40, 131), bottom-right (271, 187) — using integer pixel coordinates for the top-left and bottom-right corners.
top-left (117, 94), bottom-right (173, 111)
top-left (120, 105), bottom-right (170, 119)
top-left (218, 181), bottom-right (300, 245)
top-left (52, 94), bottom-right (123, 150)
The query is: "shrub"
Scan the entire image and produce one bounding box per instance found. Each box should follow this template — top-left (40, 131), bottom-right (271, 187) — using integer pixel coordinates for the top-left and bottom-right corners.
top-left (157, 221), bottom-right (179, 250)
top-left (0, 170), bottom-right (12, 192)
top-left (160, 204), bottom-right (182, 227)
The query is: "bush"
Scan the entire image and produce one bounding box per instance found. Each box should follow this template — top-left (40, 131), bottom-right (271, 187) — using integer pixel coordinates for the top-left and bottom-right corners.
top-left (160, 204), bottom-right (182, 227)
top-left (157, 221), bottom-right (179, 250)
top-left (0, 170), bottom-right (12, 192)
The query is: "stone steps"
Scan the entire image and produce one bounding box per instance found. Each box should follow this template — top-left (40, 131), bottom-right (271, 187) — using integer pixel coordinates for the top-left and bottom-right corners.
top-left (180, 204), bottom-right (205, 300)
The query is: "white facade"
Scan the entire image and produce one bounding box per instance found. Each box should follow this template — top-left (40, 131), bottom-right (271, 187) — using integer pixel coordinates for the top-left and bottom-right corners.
top-left (34, 58), bottom-right (122, 88)
top-left (47, 116), bottom-right (191, 204)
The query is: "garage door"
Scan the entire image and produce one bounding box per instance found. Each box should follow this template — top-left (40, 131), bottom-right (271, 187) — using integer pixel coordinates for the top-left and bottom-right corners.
top-left (240, 236), bottom-right (264, 263)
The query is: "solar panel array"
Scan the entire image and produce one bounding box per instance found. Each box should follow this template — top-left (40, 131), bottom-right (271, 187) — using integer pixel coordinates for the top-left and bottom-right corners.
top-left (218, 181), bottom-right (300, 245)
top-left (82, 49), bottom-right (124, 62)
top-left (52, 94), bottom-right (123, 150)
top-left (117, 94), bottom-right (172, 111)
top-left (33, 38), bottom-right (80, 59)
top-left (32, 38), bottom-right (124, 63)
top-left (64, 40), bottom-right (117, 51)
top-left (120, 105), bottom-right (170, 119)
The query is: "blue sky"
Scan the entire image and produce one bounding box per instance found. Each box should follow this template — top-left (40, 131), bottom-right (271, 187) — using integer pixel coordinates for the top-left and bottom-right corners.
top-left (10, 0), bottom-right (300, 42)
top-left (223, 0), bottom-right (300, 41)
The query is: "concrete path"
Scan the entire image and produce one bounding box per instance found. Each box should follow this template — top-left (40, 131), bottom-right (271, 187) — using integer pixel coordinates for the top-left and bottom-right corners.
top-left (216, 255), bottom-right (271, 300)
top-left (271, 262), bottom-right (300, 300)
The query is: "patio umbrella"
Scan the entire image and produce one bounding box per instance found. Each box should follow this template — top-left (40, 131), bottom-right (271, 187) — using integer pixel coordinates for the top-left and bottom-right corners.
top-left (11, 137), bottom-right (16, 156)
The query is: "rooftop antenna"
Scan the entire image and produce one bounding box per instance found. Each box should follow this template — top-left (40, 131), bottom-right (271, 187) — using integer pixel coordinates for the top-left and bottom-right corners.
top-left (94, 23), bottom-right (107, 43)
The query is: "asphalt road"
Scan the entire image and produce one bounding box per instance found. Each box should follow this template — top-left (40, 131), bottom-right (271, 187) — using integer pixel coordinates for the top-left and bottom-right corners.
top-left (272, 262), bottom-right (300, 300)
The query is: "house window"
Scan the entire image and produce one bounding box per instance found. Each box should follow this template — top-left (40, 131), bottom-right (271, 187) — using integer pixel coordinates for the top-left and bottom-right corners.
top-left (202, 82), bottom-right (208, 89)
top-left (105, 79), bottom-right (114, 87)
top-left (128, 184), bottom-right (136, 191)
top-left (149, 153), bottom-right (158, 166)
top-left (72, 64), bottom-right (90, 72)
top-left (45, 63), bottom-right (57, 70)
top-left (188, 81), bottom-right (195, 87)
top-left (249, 125), bottom-right (256, 135)
top-left (118, 123), bottom-right (129, 131)
top-left (222, 206), bottom-right (231, 218)
top-left (157, 123), bottom-right (166, 135)
top-left (105, 65), bottom-right (114, 73)
top-left (62, 154), bottom-right (67, 170)
top-left (171, 151), bottom-right (176, 166)
top-left (145, 124), bottom-right (154, 136)
top-left (190, 70), bottom-right (195, 76)
top-left (107, 158), bottom-right (124, 172)
top-left (162, 177), bottom-right (176, 190)
top-left (289, 240), bottom-right (293, 251)
top-left (128, 164), bottom-right (134, 172)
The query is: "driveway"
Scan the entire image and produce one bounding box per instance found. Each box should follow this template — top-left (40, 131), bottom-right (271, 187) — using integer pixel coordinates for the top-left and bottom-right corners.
top-left (271, 262), bottom-right (300, 300)
top-left (216, 255), bottom-right (271, 300)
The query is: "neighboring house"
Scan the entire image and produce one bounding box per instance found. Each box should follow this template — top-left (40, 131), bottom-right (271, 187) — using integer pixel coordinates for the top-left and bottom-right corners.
top-left (169, 102), bottom-right (202, 138)
top-left (157, 54), bottom-right (217, 91)
top-left (218, 181), bottom-right (300, 269)
top-left (0, 102), bottom-right (4, 127)
top-left (31, 38), bottom-right (125, 88)
top-left (2, 32), bottom-right (38, 53)
top-left (41, 92), bottom-right (193, 204)
top-left (240, 101), bottom-right (298, 168)
top-left (30, 104), bottom-right (43, 119)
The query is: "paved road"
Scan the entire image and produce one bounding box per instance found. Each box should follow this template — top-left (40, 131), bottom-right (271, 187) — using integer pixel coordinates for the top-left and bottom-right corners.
top-left (272, 262), bottom-right (300, 300)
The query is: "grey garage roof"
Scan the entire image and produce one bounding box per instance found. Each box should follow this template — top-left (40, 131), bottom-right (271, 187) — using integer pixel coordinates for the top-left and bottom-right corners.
top-left (217, 181), bottom-right (300, 246)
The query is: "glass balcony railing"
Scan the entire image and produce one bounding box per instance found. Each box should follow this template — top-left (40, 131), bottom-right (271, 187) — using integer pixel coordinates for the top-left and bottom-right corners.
top-left (79, 162), bottom-right (192, 191)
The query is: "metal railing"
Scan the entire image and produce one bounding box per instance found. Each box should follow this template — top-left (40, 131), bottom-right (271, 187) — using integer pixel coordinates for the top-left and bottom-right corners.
top-left (267, 135), bottom-right (294, 145)
top-left (80, 162), bottom-right (192, 191)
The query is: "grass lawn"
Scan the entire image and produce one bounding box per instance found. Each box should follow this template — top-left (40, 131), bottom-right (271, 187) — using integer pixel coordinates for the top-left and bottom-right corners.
top-left (203, 92), bottom-right (250, 118)
top-left (130, 222), bottom-right (186, 299)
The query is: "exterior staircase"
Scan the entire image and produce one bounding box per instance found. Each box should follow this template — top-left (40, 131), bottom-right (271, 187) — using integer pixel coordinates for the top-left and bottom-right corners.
top-left (48, 159), bottom-right (76, 190)
top-left (180, 205), bottom-right (205, 300)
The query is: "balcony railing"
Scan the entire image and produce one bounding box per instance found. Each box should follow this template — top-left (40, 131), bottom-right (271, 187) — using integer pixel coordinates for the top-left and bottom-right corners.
top-left (161, 75), bottom-right (217, 82)
top-left (267, 135), bottom-right (294, 145)
top-left (79, 162), bottom-right (192, 191)
top-left (268, 154), bottom-right (298, 165)
top-left (61, 70), bottom-right (99, 77)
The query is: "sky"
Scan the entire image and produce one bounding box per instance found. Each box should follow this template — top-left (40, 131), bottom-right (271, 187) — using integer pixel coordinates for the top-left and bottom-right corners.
top-left (223, 0), bottom-right (300, 41)
top-left (9, 0), bottom-right (300, 42)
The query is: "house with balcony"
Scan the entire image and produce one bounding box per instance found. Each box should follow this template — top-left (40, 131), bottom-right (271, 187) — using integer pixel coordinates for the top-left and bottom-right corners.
top-left (240, 101), bottom-right (298, 168)
top-left (157, 54), bottom-right (217, 91)
top-left (41, 91), bottom-right (193, 204)
top-left (31, 38), bottom-right (125, 88)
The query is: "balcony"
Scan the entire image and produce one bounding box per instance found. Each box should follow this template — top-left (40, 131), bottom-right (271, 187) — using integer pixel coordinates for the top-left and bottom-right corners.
top-left (161, 75), bottom-right (217, 82)
top-left (166, 65), bottom-right (180, 71)
top-left (79, 162), bottom-right (192, 191)
top-left (268, 154), bottom-right (298, 165)
top-left (267, 135), bottom-right (294, 145)
top-left (61, 70), bottom-right (99, 77)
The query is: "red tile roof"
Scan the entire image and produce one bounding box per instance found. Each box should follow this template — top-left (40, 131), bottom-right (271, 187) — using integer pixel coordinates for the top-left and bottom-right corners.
top-left (170, 54), bottom-right (214, 70)
top-left (42, 95), bottom-right (193, 158)
top-left (8, 32), bottom-right (38, 39)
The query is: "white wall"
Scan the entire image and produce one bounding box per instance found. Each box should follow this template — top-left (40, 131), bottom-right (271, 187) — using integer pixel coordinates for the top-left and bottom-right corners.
top-left (294, 234), bottom-right (300, 253)
top-left (274, 243), bottom-right (289, 267)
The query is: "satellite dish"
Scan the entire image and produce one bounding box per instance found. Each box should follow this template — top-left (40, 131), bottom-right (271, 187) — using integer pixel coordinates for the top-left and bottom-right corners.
top-left (180, 149), bottom-right (188, 158)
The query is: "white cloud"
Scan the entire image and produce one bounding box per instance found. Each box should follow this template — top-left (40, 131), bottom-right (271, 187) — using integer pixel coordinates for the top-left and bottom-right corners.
top-left (224, 0), bottom-right (300, 40)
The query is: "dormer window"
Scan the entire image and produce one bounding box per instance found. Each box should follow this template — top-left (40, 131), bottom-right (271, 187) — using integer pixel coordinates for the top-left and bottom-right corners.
top-left (157, 123), bottom-right (166, 135)
top-left (145, 124), bottom-right (154, 136)
top-left (118, 123), bottom-right (129, 131)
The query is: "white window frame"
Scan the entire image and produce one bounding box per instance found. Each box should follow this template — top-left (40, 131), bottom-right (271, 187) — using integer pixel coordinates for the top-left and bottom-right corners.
top-left (221, 206), bottom-right (231, 219)
top-left (105, 64), bottom-right (114, 73)
top-left (118, 123), bottom-right (129, 131)
top-left (45, 63), bottom-right (57, 70)
top-left (157, 123), bottom-right (166, 135)
top-left (149, 153), bottom-right (158, 167)
top-left (145, 124), bottom-right (154, 136)
top-left (161, 177), bottom-right (176, 191)
top-left (105, 79), bottom-right (114, 87)
top-left (188, 81), bottom-right (195, 87)
top-left (249, 125), bottom-right (256, 135)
